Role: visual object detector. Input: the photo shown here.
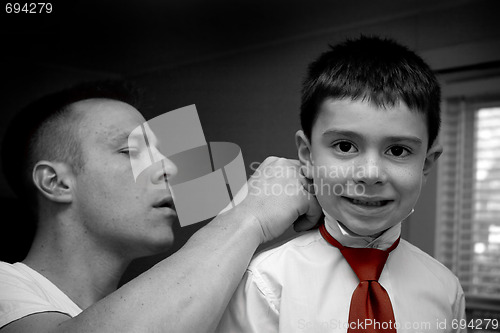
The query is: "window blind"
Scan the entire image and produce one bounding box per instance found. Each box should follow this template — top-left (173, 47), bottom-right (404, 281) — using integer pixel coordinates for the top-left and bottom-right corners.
top-left (436, 97), bottom-right (500, 300)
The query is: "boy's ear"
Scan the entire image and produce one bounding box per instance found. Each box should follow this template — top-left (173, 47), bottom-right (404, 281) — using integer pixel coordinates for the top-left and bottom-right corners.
top-left (295, 130), bottom-right (314, 179)
top-left (32, 161), bottom-right (74, 203)
top-left (423, 142), bottom-right (443, 179)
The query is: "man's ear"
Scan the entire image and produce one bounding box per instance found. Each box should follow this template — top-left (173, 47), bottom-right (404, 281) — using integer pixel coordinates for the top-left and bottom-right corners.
top-left (32, 161), bottom-right (74, 203)
top-left (423, 142), bottom-right (443, 179)
top-left (295, 130), bottom-right (314, 179)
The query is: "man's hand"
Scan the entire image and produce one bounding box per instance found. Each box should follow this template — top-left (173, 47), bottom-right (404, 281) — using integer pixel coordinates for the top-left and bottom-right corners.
top-left (237, 156), bottom-right (322, 244)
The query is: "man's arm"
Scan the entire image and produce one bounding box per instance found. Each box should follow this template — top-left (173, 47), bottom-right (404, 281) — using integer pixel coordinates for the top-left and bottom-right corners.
top-left (2, 157), bottom-right (321, 333)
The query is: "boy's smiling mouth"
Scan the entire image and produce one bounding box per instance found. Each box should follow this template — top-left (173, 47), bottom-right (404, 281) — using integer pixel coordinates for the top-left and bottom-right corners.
top-left (342, 196), bottom-right (393, 208)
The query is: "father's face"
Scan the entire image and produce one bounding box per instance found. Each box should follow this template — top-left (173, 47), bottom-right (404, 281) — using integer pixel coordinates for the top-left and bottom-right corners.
top-left (70, 99), bottom-right (178, 257)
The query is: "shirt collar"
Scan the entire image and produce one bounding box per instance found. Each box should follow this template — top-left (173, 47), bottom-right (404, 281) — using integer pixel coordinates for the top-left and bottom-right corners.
top-left (323, 209), bottom-right (401, 250)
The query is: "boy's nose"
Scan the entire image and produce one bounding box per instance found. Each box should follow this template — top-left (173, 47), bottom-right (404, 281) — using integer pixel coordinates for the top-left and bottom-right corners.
top-left (352, 154), bottom-right (387, 186)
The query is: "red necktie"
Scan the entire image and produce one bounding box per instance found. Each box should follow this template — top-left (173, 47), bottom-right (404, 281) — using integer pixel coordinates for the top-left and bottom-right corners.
top-left (319, 223), bottom-right (400, 333)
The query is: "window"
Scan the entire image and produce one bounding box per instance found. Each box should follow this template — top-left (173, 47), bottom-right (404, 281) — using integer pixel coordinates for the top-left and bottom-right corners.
top-left (473, 107), bottom-right (500, 297)
top-left (436, 73), bottom-right (500, 319)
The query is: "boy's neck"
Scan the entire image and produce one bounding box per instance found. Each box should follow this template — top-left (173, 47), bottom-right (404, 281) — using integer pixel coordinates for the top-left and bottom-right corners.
top-left (322, 212), bottom-right (401, 250)
top-left (337, 221), bottom-right (384, 239)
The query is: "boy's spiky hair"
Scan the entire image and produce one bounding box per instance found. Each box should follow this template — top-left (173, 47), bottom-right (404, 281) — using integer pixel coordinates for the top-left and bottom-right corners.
top-left (300, 35), bottom-right (441, 148)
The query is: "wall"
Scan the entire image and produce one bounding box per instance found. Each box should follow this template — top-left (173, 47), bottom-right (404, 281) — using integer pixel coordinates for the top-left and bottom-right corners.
top-left (120, 0), bottom-right (500, 280)
top-left (1, 0), bottom-right (500, 280)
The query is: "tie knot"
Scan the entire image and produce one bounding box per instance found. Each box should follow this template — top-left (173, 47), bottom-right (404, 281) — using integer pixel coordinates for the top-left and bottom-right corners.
top-left (341, 247), bottom-right (389, 281)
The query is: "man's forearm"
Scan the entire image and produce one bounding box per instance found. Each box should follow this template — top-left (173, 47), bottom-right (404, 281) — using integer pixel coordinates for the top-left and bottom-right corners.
top-left (59, 207), bottom-right (262, 333)
top-left (3, 157), bottom-right (319, 333)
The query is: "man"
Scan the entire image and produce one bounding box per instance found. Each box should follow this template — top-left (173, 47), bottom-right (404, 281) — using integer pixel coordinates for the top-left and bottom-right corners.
top-left (0, 81), bottom-right (321, 332)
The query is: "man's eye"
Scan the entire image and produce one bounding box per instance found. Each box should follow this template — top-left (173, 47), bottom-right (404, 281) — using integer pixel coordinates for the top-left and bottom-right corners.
top-left (333, 141), bottom-right (357, 153)
top-left (120, 148), bottom-right (139, 157)
top-left (386, 146), bottom-right (411, 157)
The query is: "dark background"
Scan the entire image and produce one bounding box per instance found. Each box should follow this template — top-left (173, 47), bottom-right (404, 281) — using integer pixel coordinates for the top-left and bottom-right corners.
top-left (1, 0), bottom-right (499, 295)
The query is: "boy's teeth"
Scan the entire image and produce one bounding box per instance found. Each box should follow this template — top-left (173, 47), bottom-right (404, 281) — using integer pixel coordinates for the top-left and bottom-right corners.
top-left (352, 199), bottom-right (382, 206)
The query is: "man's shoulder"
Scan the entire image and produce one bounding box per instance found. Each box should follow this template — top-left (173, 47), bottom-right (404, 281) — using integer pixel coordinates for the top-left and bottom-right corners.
top-left (0, 261), bottom-right (81, 328)
top-left (0, 261), bottom-right (18, 273)
top-left (0, 261), bottom-right (30, 284)
top-left (0, 261), bottom-right (49, 329)
top-left (0, 261), bottom-right (46, 298)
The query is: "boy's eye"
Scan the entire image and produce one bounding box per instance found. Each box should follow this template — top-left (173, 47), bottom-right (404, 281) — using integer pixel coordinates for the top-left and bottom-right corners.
top-left (386, 146), bottom-right (411, 157)
top-left (333, 141), bottom-right (357, 153)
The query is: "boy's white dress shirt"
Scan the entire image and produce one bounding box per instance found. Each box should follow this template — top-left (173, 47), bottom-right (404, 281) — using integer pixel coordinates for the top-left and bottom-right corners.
top-left (217, 214), bottom-right (466, 333)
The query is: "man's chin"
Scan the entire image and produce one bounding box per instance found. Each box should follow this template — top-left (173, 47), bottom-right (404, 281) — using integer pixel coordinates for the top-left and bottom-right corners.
top-left (140, 239), bottom-right (175, 258)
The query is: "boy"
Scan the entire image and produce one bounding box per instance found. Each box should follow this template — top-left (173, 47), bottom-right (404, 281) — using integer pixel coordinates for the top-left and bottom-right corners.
top-left (216, 36), bottom-right (466, 333)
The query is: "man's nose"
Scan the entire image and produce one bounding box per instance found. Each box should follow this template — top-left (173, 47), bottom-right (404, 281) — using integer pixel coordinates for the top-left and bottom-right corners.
top-left (151, 150), bottom-right (178, 184)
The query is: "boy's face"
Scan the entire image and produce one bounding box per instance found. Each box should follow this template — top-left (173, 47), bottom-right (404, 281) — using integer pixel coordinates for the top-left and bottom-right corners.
top-left (296, 98), bottom-right (442, 236)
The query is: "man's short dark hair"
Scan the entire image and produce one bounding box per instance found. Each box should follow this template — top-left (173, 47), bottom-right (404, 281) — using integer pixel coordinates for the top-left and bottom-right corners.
top-left (1, 80), bottom-right (141, 209)
top-left (300, 35), bottom-right (441, 148)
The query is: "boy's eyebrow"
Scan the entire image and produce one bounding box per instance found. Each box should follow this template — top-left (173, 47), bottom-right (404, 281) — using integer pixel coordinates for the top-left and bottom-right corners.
top-left (321, 129), bottom-right (364, 140)
top-left (322, 129), bottom-right (423, 146)
top-left (385, 135), bottom-right (423, 146)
